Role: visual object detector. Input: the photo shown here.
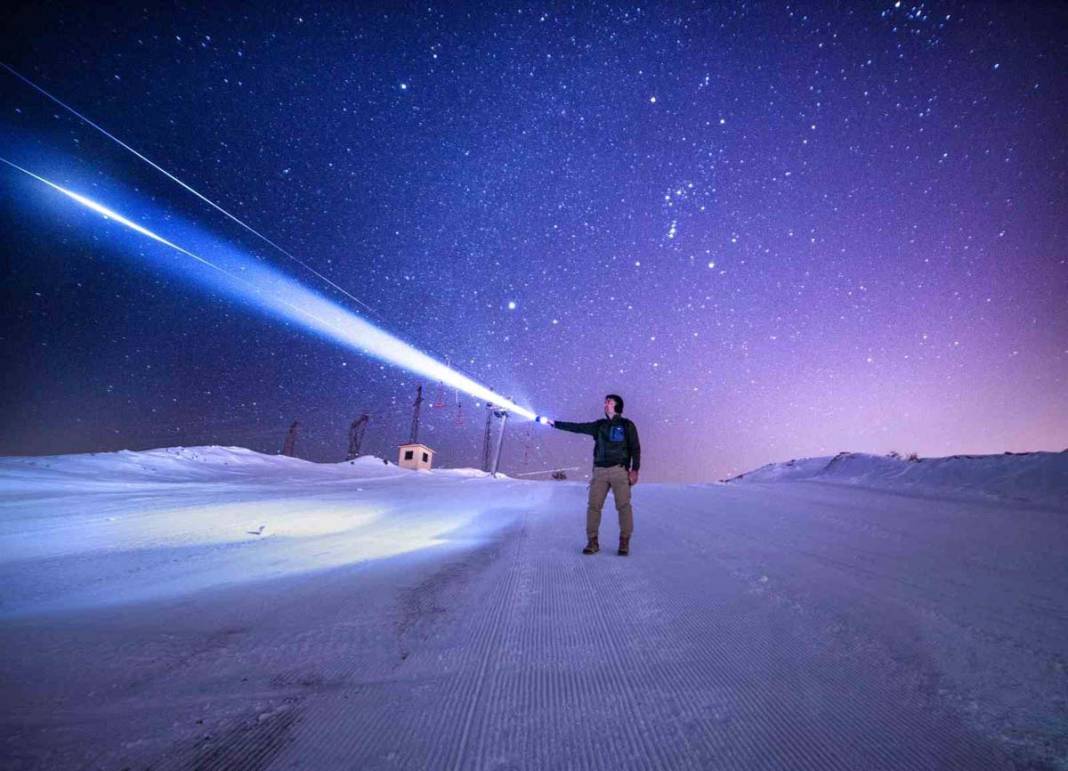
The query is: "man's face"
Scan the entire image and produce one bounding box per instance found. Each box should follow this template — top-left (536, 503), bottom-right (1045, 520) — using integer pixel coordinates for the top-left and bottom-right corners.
top-left (604, 397), bottom-right (617, 417)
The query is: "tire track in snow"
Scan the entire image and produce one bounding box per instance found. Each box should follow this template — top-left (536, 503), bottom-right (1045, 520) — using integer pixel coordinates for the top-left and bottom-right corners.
top-left (165, 699), bottom-right (301, 771)
top-left (588, 540), bottom-right (758, 770)
top-left (570, 509), bottom-right (808, 770)
top-left (457, 489), bottom-right (706, 769)
top-left (569, 537), bottom-right (693, 770)
top-left (256, 517), bottom-right (530, 769)
top-left (444, 516), bottom-right (527, 770)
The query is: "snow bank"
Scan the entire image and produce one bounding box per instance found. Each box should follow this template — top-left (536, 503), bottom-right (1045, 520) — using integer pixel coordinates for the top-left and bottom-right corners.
top-left (0, 445), bottom-right (406, 491)
top-left (0, 446), bottom-right (548, 617)
top-left (725, 449), bottom-right (1068, 507)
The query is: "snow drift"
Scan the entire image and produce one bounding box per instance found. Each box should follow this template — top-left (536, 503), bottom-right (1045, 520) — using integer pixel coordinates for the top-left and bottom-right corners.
top-left (723, 449), bottom-right (1068, 508)
top-left (0, 446), bottom-right (545, 617)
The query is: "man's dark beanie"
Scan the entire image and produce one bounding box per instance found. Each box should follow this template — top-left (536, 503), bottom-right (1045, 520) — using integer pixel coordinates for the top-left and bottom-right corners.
top-left (606, 394), bottom-right (624, 414)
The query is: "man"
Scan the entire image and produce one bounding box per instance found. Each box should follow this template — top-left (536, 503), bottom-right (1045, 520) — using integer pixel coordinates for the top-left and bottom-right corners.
top-left (541, 395), bottom-right (640, 556)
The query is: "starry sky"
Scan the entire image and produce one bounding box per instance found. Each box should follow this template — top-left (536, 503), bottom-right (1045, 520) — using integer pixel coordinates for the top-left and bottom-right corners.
top-left (1, 2), bottom-right (1066, 482)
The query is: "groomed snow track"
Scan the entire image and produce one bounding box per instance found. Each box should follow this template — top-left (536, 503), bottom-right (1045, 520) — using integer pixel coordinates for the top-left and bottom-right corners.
top-left (2, 474), bottom-right (1065, 769)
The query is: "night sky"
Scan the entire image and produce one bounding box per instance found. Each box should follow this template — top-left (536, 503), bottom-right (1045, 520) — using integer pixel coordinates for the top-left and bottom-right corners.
top-left (1, 2), bottom-right (1065, 482)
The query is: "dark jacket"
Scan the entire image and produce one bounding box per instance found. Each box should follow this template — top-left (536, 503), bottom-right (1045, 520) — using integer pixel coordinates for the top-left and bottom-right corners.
top-left (554, 415), bottom-right (641, 471)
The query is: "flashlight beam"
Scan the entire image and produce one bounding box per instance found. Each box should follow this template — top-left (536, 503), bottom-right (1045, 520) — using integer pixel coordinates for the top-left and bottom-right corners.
top-left (1, 157), bottom-right (538, 422)
top-left (1, 62), bottom-right (379, 318)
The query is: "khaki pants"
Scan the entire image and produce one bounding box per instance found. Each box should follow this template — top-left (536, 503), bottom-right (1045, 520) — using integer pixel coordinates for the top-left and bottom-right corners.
top-left (587, 465), bottom-right (633, 538)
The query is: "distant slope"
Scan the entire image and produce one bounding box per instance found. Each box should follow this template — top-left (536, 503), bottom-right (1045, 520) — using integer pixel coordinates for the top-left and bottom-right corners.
top-left (0, 445), bottom-right (494, 491)
top-left (724, 450), bottom-right (1068, 508)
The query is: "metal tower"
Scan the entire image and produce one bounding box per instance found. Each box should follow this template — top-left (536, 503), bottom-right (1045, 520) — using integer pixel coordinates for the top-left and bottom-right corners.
top-left (347, 413), bottom-right (369, 460)
top-left (481, 403), bottom-right (494, 471)
top-left (409, 385), bottom-right (424, 445)
top-left (282, 421), bottom-right (300, 457)
top-left (491, 407), bottom-right (509, 476)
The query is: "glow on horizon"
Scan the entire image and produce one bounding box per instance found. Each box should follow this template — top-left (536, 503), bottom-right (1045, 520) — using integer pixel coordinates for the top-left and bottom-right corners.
top-left (0, 157), bottom-right (539, 421)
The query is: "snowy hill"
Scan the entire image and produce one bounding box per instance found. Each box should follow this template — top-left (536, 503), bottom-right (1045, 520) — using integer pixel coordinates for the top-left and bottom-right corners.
top-left (0, 446), bottom-right (535, 617)
top-left (2, 445), bottom-right (1066, 769)
top-left (724, 449), bottom-right (1068, 508)
top-left (1, 445), bottom-right (434, 488)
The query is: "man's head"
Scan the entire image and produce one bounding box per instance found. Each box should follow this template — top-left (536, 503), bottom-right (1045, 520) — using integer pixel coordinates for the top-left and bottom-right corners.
top-left (604, 394), bottom-right (624, 417)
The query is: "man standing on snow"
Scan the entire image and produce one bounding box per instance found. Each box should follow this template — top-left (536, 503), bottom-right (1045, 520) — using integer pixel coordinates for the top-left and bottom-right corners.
top-left (540, 395), bottom-right (640, 556)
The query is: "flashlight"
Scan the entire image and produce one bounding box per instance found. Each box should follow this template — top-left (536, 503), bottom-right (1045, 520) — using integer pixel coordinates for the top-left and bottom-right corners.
top-left (536, 415), bottom-right (552, 425)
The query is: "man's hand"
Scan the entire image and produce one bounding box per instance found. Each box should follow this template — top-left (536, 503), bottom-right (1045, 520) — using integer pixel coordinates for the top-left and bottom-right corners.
top-left (536, 416), bottom-right (554, 426)
top-left (628, 469), bottom-right (639, 486)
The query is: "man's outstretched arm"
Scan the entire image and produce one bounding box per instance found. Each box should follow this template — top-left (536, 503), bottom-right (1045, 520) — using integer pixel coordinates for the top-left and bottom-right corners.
top-left (552, 419), bottom-right (600, 436)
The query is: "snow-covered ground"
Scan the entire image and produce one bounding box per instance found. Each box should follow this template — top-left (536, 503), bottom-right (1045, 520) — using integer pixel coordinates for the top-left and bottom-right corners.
top-left (1, 447), bottom-right (1066, 769)
top-left (724, 449), bottom-right (1068, 509)
top-left (0, 447), bottom-right (539, 618)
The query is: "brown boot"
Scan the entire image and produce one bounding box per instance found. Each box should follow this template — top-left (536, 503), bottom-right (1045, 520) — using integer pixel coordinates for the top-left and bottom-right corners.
top-left (582, 536), bottom-right (599, 555)
top-left (617, 535), bottom-right (630, 556)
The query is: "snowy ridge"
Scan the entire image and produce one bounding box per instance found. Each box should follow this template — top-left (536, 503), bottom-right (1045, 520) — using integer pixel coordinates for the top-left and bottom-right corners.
top-left (0, 446), bottom-right (535, 617)
top-left (724, 449), bottom-right (1068, 507)
top-left (0, 444), bottom-right (502, 491)
top-left (0, 445), bottom-right (405, 488)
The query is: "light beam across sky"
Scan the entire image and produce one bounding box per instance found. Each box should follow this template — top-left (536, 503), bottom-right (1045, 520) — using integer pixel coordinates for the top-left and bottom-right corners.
top-left (0, 157), bottom-right (539, 422)
top-left (0, 62), bottom-right (381, 319)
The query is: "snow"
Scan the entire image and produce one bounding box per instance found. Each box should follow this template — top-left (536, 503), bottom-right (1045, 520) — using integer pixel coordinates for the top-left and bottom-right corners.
top-left (724, 449), bottom-right (1068, 508)
top-left (0, 446), bottom-right (531, 616)
top-left (1, 446), bottom-right (1066, 769)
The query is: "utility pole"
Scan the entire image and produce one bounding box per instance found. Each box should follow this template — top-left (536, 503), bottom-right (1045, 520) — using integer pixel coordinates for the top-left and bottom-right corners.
top-left (409, 385), bottom-right (423, 445)
top-left (282, 421), bottom-right (300, 457)
top-left (347, 413), bottom-right (369, 460)
top-left (491, 406), bottom-right (509, 476)
top-left (481, 403), bottom-right (494, 472)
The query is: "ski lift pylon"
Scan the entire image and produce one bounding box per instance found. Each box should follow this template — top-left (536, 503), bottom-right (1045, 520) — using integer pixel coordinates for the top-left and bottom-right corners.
top-left (431, 380), bottom-right (446, 408)
top-left (522, 426), bottom-right (533, 464)
top-left (452, 388), bottom-right (464, 426)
